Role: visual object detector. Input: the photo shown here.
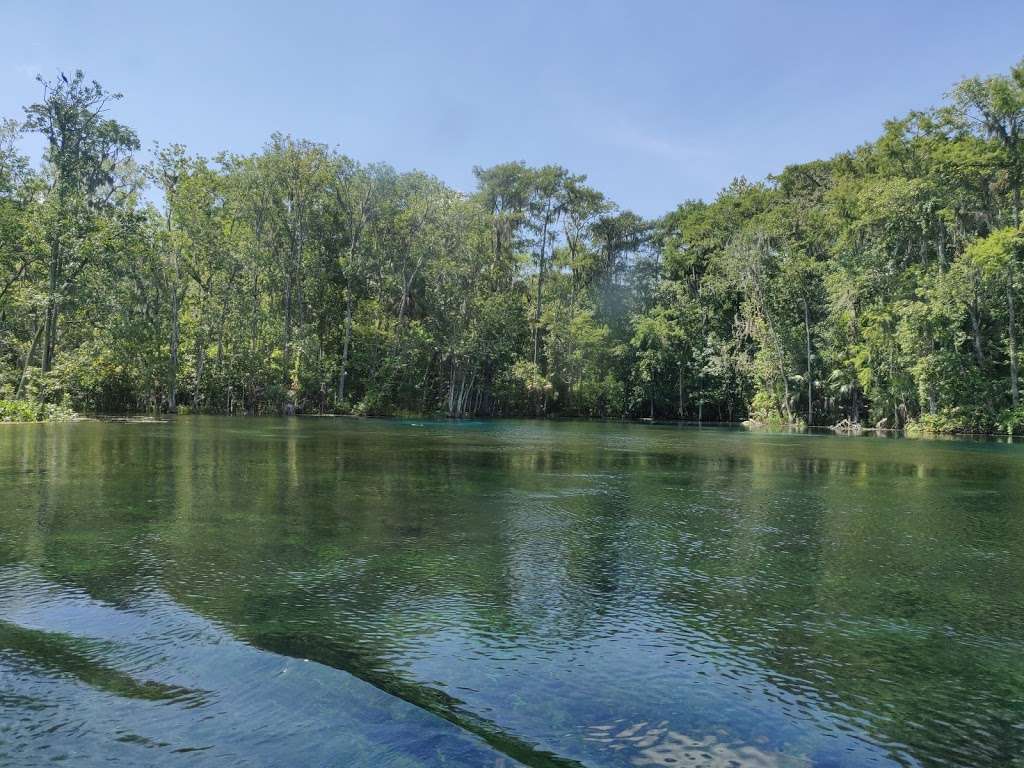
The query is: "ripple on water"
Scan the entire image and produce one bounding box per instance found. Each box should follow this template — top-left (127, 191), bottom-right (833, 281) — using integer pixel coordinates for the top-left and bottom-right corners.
top-left (0, 566), bottom-right (523, 767)
top-left (2, 419), bottom-right (1024, 767)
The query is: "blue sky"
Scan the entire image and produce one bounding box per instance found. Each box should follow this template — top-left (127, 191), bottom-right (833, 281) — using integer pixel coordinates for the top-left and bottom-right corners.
top-left (3, 1), bottom-right (1023, 217)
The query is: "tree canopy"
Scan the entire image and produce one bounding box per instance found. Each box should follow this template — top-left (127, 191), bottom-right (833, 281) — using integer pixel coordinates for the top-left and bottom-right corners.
top-left (4, 60), bottom-right (1024, 433)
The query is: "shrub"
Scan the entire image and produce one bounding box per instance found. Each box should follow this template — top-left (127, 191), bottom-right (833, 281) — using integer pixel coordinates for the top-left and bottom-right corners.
top-left (906, 406), bottom-right (997, 435)
top-left (0, 399), bottom-right (77, 423)
top-left (998, 406), bottom-right (1024, 435)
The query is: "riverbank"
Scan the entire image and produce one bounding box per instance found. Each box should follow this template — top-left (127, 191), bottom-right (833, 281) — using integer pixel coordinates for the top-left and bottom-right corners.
top-left (36, 408), bottom-right (1024, 442)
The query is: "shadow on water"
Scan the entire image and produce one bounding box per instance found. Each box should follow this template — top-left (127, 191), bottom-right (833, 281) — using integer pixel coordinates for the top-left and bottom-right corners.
top-left (252, 630), bottom-right (583, 768)
top-left (0, 619), bottom-right (208, 706)
top-left (0, 566), bottom-right (529, 767)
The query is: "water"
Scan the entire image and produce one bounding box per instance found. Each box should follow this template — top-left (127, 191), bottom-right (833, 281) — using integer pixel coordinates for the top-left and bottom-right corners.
top-left (1, 418), bottom-right (1022, 767)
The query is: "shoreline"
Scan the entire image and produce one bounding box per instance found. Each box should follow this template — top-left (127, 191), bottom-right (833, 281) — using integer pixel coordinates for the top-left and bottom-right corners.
top-left (16, 411), bottom-right (1020, 442)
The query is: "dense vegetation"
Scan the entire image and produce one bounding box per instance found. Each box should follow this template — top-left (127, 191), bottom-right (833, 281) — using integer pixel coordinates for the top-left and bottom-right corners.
top-left (2, 62), bottom-right (1024, 431)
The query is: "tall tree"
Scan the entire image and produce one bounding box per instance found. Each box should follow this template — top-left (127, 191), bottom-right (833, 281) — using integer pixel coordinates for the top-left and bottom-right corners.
top-left (22, 71), bottom-right (139, 372)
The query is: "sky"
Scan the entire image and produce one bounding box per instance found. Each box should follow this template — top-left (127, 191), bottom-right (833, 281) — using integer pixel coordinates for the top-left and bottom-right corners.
top-left (2, 0), bottom-right (1023, 217)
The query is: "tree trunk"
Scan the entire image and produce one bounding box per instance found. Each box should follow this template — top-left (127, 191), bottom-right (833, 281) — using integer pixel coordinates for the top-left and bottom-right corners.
top-left (0, 260), bottom-right (28, 312)
top-left (194, 291), bottom-right (208, 408)
top-left (166, 206), bottom-right (180, 412)
top-left (1009, 268), bottom-right (1019, 407)
top-left (803, 298), bottom-right (813, 426)
top-left (194, 334), bottom-right (206, 409)
top-left (338, 288), bottom-right (353, 402)
top-left (781, 376), bottom-right (792, 423)
top-left (41, 239), bottom-right (60, 372)
top-left (532, 206), bottom-right (550, 367)
top-left (283, 268), bottom-right (292, 390)
top-left (970, 276), bottom-right (985, 367)
top-left (447, 359), bottom-right (457, 416)
top-left (677, 362), bottom-right (683, 419)
top-left (16, 320), bottom-right (45, 399)
top-left (337, 225), bottom-right (362, 404)
top-left (168, 285), bottom-right (180, 411)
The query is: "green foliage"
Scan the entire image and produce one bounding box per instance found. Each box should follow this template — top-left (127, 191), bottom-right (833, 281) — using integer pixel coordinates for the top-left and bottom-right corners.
top-left (999, 405), bottom-right (1024, 434)
top-left (0, 399), bottom-right (76, 422)
top-left (906, 408), bottom-right (994, 435)
top-left (965, 227), bottom-right (1023, 275)
top-left (3, 60), bottom-right (1024, 431)
top-left (495, 359), bottom-right (552, 415)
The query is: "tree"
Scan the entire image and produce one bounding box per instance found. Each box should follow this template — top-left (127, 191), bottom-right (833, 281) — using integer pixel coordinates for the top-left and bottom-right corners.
top-left (148, 143), bottom-right (191, 411)
top-left (526, 165), bottom-right (568, 369)
top-left (22, 71), bottom-right (139, 372)
top-left (965, 227), bottom-right (1024, 405)
top-left (950, 59), bottom-right (1024, 225)
top-left (4, 58), bottom-right (1024, 433)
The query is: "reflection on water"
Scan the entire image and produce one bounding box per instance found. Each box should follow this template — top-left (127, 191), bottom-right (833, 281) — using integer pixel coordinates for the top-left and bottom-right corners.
top-left (583, 722), bottom-right (795, 768)
top-left (1, 418), bottom-right (1022, 767)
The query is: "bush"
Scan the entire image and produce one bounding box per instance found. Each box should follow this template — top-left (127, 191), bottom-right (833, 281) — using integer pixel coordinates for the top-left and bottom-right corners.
top-left (0, 399), bottom-right (77, 423)
top-left (906, 406), bottom-right (998, 435)
top-left (747, 391), bottom-right (803, 427)
top-left (495, 358), bottom-right (552, 415)
top-left (998, 406), bottom-right (1024, 435)
top-left (576, 373), bottom-right (626, 418)
top-left (353, 392), bottom-right (393, 417)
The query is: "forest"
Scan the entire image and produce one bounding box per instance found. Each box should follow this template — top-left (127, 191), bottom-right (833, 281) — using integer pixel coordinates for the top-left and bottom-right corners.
top-left (1, 60), bottom-right (1024, 432)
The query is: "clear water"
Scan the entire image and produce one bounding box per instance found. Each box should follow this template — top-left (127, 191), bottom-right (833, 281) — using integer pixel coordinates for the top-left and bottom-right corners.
top-left (1, 418), bottom-right (1022, 767)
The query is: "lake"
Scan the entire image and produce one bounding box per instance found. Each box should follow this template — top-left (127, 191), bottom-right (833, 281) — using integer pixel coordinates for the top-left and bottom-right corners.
top-left (1, 418), bottom-right (1022, 767)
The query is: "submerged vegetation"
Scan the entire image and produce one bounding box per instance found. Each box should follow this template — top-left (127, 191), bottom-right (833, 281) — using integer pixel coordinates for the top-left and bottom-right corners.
top-left (2, 62), bottom-right (1024, 430)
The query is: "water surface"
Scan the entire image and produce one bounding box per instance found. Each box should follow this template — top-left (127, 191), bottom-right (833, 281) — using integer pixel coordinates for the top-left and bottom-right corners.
top-left (1, 418), bottom-right (1022, 766)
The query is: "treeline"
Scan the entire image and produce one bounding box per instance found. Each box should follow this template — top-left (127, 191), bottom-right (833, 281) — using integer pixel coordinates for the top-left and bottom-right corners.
top-left (1, 62), bottom-right (1024, 431)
